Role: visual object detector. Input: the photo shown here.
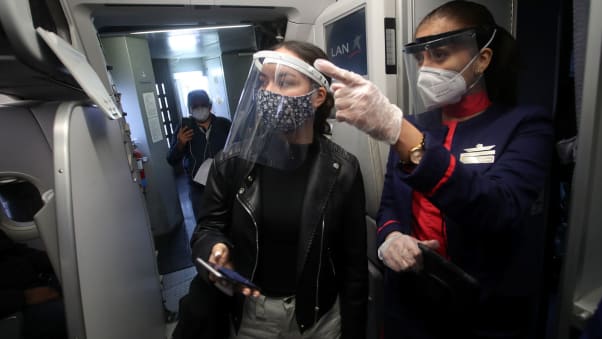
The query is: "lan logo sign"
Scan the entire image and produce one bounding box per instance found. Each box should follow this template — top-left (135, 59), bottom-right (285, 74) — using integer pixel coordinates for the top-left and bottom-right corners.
top-left (325, 7), bottom-right (367, 75)
top-left (330, 36), bottom-right (363, 58)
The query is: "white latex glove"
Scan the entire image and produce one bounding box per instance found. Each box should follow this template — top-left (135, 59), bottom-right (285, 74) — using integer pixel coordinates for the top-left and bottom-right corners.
top-left (314, 59), bottom-right (403, 144)
top-left (377, 232), bottom-right (440, 272)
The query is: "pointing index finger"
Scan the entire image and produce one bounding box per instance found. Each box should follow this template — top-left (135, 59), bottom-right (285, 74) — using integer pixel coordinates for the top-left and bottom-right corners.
top-left (313, 59), bottom-right (364, 86)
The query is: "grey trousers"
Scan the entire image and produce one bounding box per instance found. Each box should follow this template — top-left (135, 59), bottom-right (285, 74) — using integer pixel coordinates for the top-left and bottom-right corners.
top-left (230, 295), bottom-right (341, 339)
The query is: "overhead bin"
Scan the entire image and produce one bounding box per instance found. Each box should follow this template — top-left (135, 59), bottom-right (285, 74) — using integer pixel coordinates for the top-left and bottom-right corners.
top-left (0, 0), bottom-right (86, 100)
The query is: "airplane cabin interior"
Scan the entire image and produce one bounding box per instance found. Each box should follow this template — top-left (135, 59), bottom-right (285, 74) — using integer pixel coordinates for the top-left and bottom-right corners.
top-left (1, 0), bottom-right (601, 339)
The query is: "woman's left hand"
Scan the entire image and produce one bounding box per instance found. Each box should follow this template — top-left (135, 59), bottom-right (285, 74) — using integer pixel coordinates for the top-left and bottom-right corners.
top-left (208, 243), bottom-right (260, 297)
top-left (209, 243), bottom-right (231, 268)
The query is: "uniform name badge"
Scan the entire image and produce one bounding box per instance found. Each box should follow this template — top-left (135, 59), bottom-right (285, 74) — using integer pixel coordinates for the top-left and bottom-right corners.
top-left (459, 144), bottom-right (496, 164)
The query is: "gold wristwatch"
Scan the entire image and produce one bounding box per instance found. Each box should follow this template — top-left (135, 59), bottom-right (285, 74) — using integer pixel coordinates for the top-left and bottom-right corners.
top-left (401, 133), bottom-right (425, 168)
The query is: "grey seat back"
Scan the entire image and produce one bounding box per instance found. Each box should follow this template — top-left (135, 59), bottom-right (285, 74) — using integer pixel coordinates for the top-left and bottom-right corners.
top-left (0, 101), bottom-right (167, 338)
top-left (0, 102), bottom-right (56, 247)
top-left (52, 102), bottom-right (165, 339)
top-left (329, 120), bottom-right (388, 339)
top-left (330, 121), bottom-right (387, 261)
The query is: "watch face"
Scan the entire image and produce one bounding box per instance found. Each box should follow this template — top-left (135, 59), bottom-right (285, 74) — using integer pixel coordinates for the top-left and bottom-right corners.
top-left (410, 149), bottom-right (424, 165)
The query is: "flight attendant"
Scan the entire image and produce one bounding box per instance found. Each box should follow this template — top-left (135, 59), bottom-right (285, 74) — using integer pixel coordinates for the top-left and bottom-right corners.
top-left (315, 1), bottom-right (554, 338)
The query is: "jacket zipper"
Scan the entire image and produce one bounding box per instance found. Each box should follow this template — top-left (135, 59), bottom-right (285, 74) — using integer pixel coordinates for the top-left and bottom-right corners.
top-left (314, 217), bottom-right (325, 323)
top-left (328, 249), bottom-right (336, 276)
top-left (236, 193), bottom-right (259, 280)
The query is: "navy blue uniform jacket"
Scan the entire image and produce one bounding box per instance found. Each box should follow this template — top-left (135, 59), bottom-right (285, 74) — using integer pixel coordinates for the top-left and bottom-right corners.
top-left (377, 104), bottom-right (554, 334)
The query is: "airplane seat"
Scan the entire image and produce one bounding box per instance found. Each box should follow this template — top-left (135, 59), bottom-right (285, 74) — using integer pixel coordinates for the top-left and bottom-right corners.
top-left (0, 102), bottom-right (166, 339)
top-left (50, 103), bottom-right (166, 338)
top-left (329, 120), bottom-right (387, 339)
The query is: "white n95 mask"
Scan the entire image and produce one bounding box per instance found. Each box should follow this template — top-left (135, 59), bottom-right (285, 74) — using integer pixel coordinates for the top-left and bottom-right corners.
top-left (191, 107), bottom-right (210, 122)
top-left (404, 27), bottom-right (497, 113)
top-left (416, 66), bottom-right (467, 110)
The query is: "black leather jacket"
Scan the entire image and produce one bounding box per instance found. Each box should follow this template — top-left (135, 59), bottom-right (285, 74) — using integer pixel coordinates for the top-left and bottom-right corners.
top-left (190, 136), bottom-right (368, 338)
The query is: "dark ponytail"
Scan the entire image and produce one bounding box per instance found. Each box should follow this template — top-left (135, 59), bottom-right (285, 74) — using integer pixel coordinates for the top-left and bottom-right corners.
top-left (484, 27), bottom-right (518, 106)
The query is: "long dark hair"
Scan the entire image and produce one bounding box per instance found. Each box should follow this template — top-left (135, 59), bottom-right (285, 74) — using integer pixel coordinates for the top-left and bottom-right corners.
top-left (269, 40), bottom-right (334, 135)
top-left (419, 1), bottom-right (518, 106)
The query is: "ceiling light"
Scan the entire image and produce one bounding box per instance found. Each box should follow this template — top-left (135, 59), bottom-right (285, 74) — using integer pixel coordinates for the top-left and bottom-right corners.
top-left (168, 35), bottom-right (197, 51)
top-left (130, 24), bottom-right (252, 35)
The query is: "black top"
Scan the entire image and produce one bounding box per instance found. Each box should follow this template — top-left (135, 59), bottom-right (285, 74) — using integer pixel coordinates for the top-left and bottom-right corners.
top-left (254, 143), bottom-right (314, 296)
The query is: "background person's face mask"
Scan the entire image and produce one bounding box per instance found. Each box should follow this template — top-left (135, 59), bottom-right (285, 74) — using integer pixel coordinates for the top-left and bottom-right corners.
top-left (191, 107), bottom-right (210, 121)
top-left (257, 89), bottom-right (315, 133)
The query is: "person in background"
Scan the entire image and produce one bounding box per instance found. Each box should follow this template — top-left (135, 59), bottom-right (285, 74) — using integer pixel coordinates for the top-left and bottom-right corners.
top-left (173, 40), bottom-right (367, 339)
top-left (167, 89), bottom-right (231, 222)
top-left (314, 1), bottom-right (554, 338)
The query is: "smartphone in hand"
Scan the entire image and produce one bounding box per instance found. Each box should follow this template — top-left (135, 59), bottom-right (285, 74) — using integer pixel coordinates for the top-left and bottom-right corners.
top-left (195, 257), bottom-right (260, 291)
top-left (181, 118), bottom-right (196, 130)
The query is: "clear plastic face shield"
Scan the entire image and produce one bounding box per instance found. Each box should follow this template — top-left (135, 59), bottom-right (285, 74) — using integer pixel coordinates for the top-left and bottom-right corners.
top-left (221, 50), bottom-right (330, 170)
top-left (403, 28), bottom-right (496, 114)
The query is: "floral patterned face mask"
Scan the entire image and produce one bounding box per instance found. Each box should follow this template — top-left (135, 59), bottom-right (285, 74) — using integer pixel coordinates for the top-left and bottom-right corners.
top-left (257, 89), bottom-right (316, 133)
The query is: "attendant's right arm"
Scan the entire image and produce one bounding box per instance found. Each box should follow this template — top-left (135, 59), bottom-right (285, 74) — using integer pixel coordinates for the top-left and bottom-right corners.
top-left (376, 148), bottom-right (409, 245)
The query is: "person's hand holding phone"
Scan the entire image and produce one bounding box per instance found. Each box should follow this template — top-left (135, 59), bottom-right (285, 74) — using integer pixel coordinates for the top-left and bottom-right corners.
top-left (208, 243), bottom-right (260, 297)
top-left (176, 124), bottom-right (194, 149)
top-left (209, 243), bottom-right (231, 269)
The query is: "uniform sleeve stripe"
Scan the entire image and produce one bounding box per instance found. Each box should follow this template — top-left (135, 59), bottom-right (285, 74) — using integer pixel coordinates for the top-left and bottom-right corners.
top-left (377, 219), bottom-right (399, 233)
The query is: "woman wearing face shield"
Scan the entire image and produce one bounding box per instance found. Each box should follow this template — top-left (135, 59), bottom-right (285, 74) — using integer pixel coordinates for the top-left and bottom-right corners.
top-left (314, 1), bottom-right (553, 339)
top-left (175, 41), bottom-right (367, 339)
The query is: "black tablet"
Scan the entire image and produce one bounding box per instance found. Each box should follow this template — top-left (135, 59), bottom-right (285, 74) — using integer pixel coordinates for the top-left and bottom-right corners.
top-left (417, 243), bottom-right (479, 296)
